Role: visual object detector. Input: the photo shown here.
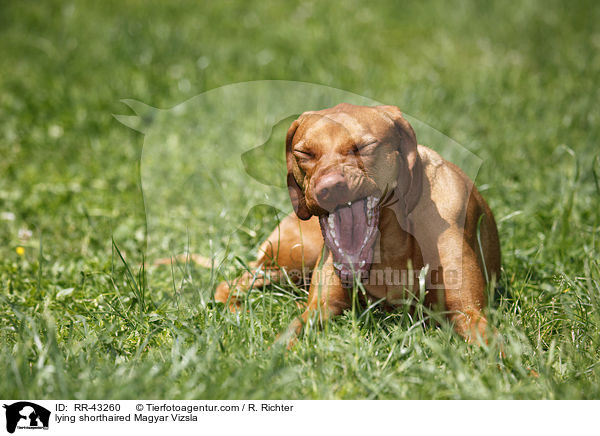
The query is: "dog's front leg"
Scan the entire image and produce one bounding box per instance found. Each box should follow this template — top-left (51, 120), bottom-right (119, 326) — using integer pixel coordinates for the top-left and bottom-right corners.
top-left (434, 229), bottom-right (490, 343)
top-left (215, 214), bottom-right (323, 310)
top-left (279, 247), bottom-right (350, 348)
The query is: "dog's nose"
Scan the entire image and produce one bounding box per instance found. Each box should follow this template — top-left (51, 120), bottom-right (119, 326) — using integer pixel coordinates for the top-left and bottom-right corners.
top-left (314, 173), bottom-right (350, 210)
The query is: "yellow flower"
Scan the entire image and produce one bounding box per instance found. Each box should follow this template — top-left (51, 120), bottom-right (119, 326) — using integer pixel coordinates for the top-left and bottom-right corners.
top-left (16, 246), bottom-right (25, 256)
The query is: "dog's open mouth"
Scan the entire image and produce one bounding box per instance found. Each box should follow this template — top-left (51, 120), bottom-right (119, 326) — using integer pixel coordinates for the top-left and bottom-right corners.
top-left (318, 196), bottom-right (380, 286)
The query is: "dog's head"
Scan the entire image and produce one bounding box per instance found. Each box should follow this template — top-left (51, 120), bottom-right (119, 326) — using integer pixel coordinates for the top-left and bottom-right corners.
top-left (286, 103), bottom-right (423, 283)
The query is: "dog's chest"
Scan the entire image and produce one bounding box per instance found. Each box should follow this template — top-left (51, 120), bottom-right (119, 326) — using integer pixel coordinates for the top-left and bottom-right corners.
top-left (363, 208), bottom-right (424, 305)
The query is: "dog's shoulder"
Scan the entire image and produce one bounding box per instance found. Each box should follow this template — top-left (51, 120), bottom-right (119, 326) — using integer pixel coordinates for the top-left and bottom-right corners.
top-left (416, 144), bottom-right (444, 168)
top-left (415, 144), bottom-right (473, 223)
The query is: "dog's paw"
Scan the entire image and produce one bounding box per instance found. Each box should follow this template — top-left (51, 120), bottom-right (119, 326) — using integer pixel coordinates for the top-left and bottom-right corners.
top-left (275, 318), bottom-right (303, 349)
top-left (215, 281), bottom-right (243, 312)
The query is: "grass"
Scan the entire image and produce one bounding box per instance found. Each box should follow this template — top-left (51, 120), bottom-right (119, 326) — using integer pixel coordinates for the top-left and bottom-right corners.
top-left (1, 0), bottom-right (600, 399)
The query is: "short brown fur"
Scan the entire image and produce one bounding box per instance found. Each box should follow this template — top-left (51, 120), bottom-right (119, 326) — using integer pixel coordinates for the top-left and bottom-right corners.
top-left (213, 103), bottom-right (500, 345)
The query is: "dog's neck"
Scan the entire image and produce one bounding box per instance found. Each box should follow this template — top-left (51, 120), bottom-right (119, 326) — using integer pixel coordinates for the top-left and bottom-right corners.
top-left (384, 188), bottom-right (415, 231)
top-left (375, 191), bottom-right (419, 264)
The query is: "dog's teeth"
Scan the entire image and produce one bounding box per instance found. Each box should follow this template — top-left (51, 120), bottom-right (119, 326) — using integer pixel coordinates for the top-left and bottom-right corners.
top-left (367, 196), bottom-right (377, 210)
top-left (347, 201), bottom-right (352, 207)
top-left (334, 262), bottom-right (343, 270)
top-left (359, 260), bottom-right (366, 268)
top-left (328, 214), bottom-right (335, 229)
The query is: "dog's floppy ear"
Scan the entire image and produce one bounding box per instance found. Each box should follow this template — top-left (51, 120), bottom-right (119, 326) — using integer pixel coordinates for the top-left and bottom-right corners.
top-left (286, 117), bottom-right (312, 220)
top-left (376, 105), bottom-right (423, 214)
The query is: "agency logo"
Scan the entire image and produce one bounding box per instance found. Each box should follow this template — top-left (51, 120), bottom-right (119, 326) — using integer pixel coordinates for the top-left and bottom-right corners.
top-left (2, 402), bottom-right (50, 434)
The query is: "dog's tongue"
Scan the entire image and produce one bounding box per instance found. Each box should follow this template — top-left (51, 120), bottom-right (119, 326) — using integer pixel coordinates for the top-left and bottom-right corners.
top-left (319, 197), bottom-right (380, 286)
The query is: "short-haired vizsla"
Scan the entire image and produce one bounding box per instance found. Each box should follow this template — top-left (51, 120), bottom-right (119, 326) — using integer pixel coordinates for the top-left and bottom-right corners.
top-left (214, 103), bottom-right (501, 345)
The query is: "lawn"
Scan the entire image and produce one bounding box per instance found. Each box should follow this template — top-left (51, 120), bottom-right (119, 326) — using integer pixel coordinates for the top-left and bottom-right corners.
top-left (1, 0), bottom-right (599, 399)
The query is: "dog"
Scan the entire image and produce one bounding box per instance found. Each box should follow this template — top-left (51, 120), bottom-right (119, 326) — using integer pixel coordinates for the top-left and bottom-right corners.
top-left (211, 103), bottom-right (500, 344)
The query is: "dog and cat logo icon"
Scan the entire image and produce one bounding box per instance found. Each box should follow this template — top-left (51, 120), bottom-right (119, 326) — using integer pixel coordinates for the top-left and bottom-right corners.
top-left (2, 402), bottom-right (50, 433)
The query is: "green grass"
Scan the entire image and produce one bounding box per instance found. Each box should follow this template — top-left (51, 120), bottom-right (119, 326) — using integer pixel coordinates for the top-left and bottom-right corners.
top-left (1, 0), bottom-right (600, 399)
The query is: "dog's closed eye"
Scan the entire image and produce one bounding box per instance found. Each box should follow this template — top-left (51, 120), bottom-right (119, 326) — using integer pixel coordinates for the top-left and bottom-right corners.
top-left (352, 139), bottom-right (378, 154)
top-left (293, 148), bottom-right (314, 160)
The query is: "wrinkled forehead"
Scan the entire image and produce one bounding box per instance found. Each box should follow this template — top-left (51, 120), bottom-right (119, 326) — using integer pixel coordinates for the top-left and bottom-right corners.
top-left (297, 109), bottom-right (395, 147)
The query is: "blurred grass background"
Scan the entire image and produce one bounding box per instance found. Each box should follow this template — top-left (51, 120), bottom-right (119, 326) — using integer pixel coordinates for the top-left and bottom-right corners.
top-left (1, 0), bottom-right (599, 399)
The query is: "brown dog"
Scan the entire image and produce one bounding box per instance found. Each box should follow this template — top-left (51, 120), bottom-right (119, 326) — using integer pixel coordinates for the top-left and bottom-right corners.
top-left (215, 103), bottom-right (500, 344)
